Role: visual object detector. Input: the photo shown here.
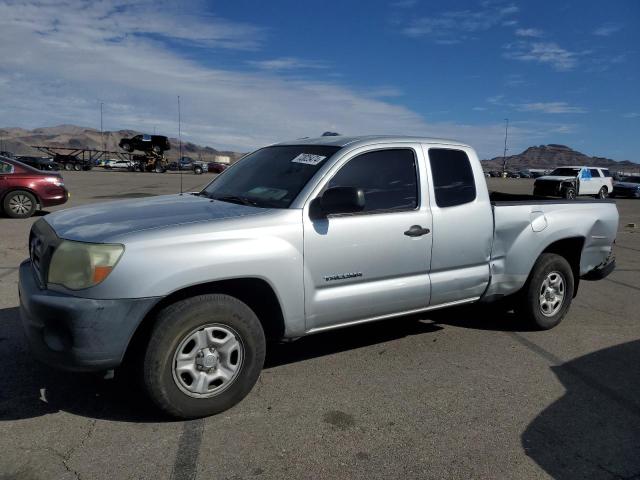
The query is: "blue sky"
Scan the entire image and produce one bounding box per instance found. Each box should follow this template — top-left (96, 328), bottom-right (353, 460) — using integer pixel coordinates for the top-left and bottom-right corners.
top-left (0, 0), bottom-right (638, 160)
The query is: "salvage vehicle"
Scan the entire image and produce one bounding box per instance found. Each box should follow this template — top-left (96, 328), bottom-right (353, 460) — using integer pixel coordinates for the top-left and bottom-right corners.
top-left (19, 136), bottom-right (618, 418)
top-left (610, 176), bottom-right (640, 198)
top-left (1, 156), bottom-right (68, 218)
top-left (15, 155), bottom-right (59, 171)
top-left (119, 134), bottom-right (170, 154)
top-left (533, 166), bottom-right (613, 199)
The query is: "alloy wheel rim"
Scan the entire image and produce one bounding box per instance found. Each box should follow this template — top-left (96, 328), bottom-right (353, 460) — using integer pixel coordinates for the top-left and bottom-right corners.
top-left (172, 323), bottom-right (244, 398)
top-left (539, 271), bottom-right (565, 317)
top-left (9, 194), bottom-right (33, 215)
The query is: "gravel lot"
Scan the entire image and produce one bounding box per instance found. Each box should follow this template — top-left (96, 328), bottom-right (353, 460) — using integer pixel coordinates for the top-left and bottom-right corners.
top-left (1, 171), bottom-right (639, 480)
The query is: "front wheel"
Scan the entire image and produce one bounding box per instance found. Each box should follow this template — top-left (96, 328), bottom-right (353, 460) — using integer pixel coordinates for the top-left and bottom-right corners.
top-left (515, 253), bottom-right (574, 330)
top-left (194, 166), bottom-right (203, 175)
top-left (143, 294), bottom-right (266, 419)
top-left (563, 187), bottom-right (576, 200)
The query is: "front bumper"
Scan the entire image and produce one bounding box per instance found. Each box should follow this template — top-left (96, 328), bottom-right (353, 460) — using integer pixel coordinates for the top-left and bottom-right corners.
top-left (582, 257), bottom-right (616, 281)
top-left (19, 260), bottom-right (158, 371)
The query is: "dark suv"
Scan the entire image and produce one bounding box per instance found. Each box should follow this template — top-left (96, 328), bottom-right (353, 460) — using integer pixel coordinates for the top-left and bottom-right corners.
top-left (14, 156), bottom-right (59, 171)
top-left (119, 134), bottom-right (171, 154)
top-left (0, 156), bottom-right (68, 218)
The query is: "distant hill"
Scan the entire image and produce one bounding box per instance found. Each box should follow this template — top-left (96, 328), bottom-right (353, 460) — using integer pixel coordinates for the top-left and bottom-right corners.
top-left (0, 125), bottom-right (243, 162)
top-left (482, 144), bottom-right (637, 171)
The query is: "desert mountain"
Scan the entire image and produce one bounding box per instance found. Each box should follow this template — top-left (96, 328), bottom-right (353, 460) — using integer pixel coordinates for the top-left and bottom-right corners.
top-left (0, 125), bottom-right (243, 162)
top-left (482, 144), bottom-right (637, 171)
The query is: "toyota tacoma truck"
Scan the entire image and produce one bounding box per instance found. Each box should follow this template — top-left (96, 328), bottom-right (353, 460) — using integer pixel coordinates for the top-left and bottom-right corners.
top-left (19, 136), bottom-right (618, 418)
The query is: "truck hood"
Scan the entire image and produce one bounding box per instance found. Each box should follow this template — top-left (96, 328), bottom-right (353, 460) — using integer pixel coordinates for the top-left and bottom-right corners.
top-left (535, 176), bottom-right (576, 182)
top-left (44, 194), bottom-right (268, 243)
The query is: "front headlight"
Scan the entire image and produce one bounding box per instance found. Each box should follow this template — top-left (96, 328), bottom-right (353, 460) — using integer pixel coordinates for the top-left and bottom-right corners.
top-left (48, 241), bottom-right (124, 290)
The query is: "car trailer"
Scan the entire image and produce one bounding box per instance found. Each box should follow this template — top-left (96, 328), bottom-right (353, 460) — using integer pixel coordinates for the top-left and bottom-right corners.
top-left (30, 146), bottom-right (169, 173)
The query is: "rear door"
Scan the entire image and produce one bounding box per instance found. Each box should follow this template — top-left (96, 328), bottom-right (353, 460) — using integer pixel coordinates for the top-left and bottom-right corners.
top-left (424, 146), bottom-right (493, 306)
top-left (302, 144), bottom-right (432, 331)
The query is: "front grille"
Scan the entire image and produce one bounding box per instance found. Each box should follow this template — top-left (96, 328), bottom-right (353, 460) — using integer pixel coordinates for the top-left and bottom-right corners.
top-left (29, 219), bottom-right (61, 289)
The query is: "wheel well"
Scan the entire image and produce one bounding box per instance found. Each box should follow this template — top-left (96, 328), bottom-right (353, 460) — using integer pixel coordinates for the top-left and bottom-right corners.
top-left (541, 237), bottom-right (584, 296)
top-left (124, 278), bottom-right (286, 363)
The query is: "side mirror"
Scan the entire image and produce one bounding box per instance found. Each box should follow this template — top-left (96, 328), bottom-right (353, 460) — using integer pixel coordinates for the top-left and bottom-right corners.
top-left (311, 186), bottom-right (365, 218)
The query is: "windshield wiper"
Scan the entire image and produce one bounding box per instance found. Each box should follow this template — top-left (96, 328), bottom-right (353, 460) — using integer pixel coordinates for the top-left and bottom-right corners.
top-left (212, 195), bottom-right (260, 207)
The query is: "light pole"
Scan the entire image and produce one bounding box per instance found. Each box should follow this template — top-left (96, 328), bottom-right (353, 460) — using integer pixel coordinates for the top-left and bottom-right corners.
top-left (501, 118), bottom-right (509, 174)
top-left (99, 101), bottom-right (105, 152)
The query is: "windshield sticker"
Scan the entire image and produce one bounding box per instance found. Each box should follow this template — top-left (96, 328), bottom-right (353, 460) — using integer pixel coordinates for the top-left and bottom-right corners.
top-left (291, 153), bottom-right (326, 166)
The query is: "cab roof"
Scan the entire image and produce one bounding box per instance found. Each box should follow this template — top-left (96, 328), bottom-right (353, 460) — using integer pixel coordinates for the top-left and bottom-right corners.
top-left (273, 135), bottom-right (470, 149)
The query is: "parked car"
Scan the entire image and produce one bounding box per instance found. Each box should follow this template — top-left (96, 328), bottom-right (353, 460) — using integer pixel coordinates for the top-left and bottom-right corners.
top-left (489, 170), bottom-right (502, 177)
top-left (208, 161), bottom-right (229, 174)
top-left (19, 136), bottom-right (618, 418)
top-left (518, 171), bottom-right (533, 178)
top-left (0, 156), bottom-right (68, 218)
top-left (505, 171), bottom-right (520, 178)
top-left (533, 166), bottom-right (613, 199)
top-left (168, 157), bottom-right (206, 174)
top-left (15, 156), bottom-right (59, 171)
top-left (119, 134), bottom-right (170, 154)
top-left (610, 176), bottom-right (640, 198)
top-left (103, 159), bottom-right (135, 170)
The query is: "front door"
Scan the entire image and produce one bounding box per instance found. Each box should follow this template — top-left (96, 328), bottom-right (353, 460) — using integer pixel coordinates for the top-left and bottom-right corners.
top-left (303, 145), bottom-right (432, 331)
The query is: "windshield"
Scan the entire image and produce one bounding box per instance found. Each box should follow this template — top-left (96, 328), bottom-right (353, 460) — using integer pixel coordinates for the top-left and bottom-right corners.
top-left (549, 167), bottom-right (580, 177)
top-left (201, 145), bottom-right (341, 208)
top-left (621, 176), bottom-right (640, 183)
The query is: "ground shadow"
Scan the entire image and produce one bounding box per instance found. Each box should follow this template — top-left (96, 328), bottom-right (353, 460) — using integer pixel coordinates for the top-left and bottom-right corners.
top-left (522, 340), bottom-right (640, 479)
top-left (0, 302), bottom-right (541, 423)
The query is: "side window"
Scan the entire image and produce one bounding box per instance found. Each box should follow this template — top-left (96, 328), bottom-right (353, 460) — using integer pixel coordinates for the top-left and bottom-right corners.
top-left (0, 161), bottom-right (13, 174)
top-left (428, 149), bottom-right (476, 207)
top-left (589, 168), bottom-right (601, 177)
top-left (601, 169), bottom-right (611, 177)
top-left (327, 149), bottom-right (418, 212)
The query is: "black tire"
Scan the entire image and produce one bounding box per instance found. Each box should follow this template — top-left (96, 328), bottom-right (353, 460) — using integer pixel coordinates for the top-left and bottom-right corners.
top-left (64, 163), bottom-right (73, 171)
top-left (194, 166), bottom-right (203, 175)
top-left (121, 142), bottom-right (133, 152)
top-left (152, 145), bottom-right (162, 154)
top-left (563, 187), bottom-right (576, 200)
top-left (3, 190), bottom-right (38, 218)
top-left (143, 294), bottom-right (266, 419)
top-left (73, 163), bottom-right (81, 171)
top-left (515, 253), bottom-right (574, 330)
top-left (154, 161), bottom-right (165, 173)
top-left (595, 186), bottom-right (608, 199)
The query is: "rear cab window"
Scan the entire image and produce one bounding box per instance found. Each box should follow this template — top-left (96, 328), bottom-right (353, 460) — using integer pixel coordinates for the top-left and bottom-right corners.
top-left (428, 148), bottom-right (476, 207)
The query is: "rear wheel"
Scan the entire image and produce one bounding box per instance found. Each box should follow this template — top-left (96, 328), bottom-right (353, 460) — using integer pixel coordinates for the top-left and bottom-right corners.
top-left (154, 161), bottom-right (165, 173)
top-left (3, 190), bottom-right (37, 218)
top-left (73, 163), bottom-right (81, 171)
top-left (121, 142), bottom-right (133, 152)
top-left (152, 145), bottom-right (162, 154)
top-left (194, 166), bottom-right (203, 175)
top-left (515, 253), bottom-right (574, 330)
top-left (596, 186), bottom-right (608, 199)
top-left (64, 163), bottom-right (73, 171)
top-left (143, 294), bottom-right (266, 419)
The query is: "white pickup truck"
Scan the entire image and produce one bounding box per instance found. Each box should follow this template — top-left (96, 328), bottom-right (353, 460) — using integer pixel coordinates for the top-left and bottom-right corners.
top-left (533, 166), bottom-right (613, 199)
top-left (19, 136), bottom-right (619, 418)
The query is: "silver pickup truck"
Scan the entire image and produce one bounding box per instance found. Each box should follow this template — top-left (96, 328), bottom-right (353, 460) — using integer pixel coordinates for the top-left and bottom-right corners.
top-left (19, 135), bottom-right (618, 418)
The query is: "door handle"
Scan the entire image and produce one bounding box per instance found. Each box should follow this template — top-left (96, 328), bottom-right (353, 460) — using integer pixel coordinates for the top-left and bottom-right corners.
top-left (404, 225), bottom-right (430, 237)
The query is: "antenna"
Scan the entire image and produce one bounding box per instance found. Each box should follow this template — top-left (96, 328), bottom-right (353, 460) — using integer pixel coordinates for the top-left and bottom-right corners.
top-left (178, 95), bottom-right (183, 195)
top-left (501, 118), bottom-right (509, 174)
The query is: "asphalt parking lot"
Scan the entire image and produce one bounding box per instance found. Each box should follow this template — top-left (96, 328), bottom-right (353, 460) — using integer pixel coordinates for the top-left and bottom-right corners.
top-left (1, 171), bottom-right (639, 480)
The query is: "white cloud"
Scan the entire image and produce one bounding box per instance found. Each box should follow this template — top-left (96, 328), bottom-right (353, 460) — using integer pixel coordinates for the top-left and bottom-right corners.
top-left (515, 28), bottom-right (543, 38)
top-left (247, 57), bottom-right (328, 71)
top-left (593, 23), bottom-right (623, 36)
top-left (402, 2), bottom-right (518, 42)
top-left (504, 41), bottom-right (578, 71)
top-left (0, 0), bottom-right (578, 159)
top-left (623, 112), bottom-right (640, 119)
top-left (517, 102), bottom-right (587, 114)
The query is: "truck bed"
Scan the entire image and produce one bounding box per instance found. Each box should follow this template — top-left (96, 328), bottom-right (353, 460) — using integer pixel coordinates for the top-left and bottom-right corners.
top-left (489, 191), bottom-right (616, 205)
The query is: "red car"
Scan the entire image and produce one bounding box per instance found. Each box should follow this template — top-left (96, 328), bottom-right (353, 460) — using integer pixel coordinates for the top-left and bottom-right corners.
top-left (208, 161), bottom-right (229, 173)
top-left (1, 156), bottom-right (69, 218)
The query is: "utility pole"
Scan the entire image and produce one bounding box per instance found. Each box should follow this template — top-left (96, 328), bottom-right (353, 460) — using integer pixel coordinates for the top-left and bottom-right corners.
top-left (99, 101), bottom-right (105, 152)
top-left (501, 118), bottom-right (509, 174)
